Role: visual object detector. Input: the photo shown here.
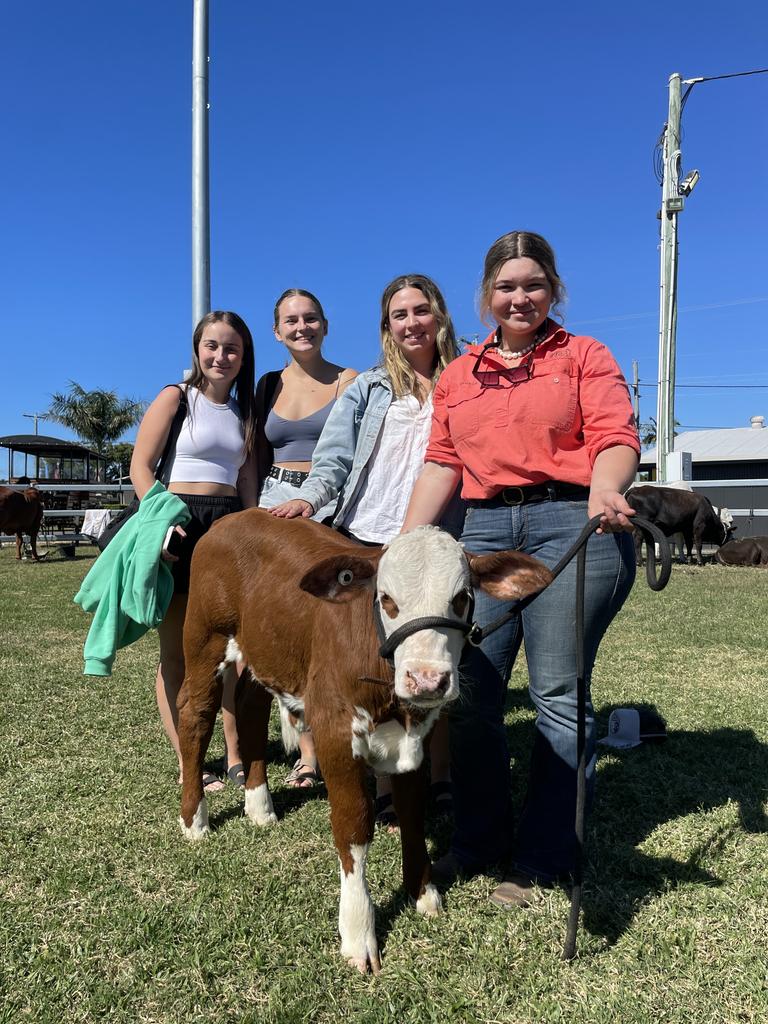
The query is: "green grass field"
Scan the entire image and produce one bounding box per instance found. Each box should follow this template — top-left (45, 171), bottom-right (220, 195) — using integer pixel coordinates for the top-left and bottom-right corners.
top-left (1, 545), bottom-right (766, 1024)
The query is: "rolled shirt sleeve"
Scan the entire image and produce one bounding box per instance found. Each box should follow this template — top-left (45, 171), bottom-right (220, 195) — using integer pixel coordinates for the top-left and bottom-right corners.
top-left (578, 339), bottom-right (641, 466)
top-left (424, 374), bottom-right (463, 469)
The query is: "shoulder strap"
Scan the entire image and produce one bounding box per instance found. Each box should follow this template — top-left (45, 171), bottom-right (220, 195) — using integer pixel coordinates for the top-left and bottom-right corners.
top-left (264, 370), bottom-right (281, 411)
top-left (156, 385), bottom-right (188, 484)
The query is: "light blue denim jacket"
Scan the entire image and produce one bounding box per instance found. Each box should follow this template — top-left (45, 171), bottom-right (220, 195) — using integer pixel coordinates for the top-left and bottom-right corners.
top-left (297, 366), bottom-right (393, 528)
top-left (298, 365), bottom-right (465, 537)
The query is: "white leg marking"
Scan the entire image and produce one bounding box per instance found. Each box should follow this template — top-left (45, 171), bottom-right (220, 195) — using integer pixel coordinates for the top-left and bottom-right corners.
top-left (179, 798), bottom-right (209, 840)
top-left (338, 843), bottom-right (380, 973)
top-left (415, 882), bottom-right (442, 917)
top-left (244, 783), bottom-right (277, 827)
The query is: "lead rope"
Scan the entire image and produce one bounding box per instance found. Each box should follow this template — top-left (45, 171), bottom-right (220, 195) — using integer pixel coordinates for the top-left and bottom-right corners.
top-left (465, 514), bottom-right (671, 960)
top-left (558, 515), bottom-right (671, 960)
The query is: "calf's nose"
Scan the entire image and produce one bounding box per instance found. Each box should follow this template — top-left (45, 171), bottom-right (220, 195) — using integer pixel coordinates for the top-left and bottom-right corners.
top-left (405, 669), bottom-right (450, 696)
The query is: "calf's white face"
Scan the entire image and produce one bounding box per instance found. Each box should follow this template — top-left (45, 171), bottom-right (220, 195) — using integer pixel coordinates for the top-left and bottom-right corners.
top-left (376, 527), bottom-right (470, 706)
top-left (298, 525), bottom-right (553, 709)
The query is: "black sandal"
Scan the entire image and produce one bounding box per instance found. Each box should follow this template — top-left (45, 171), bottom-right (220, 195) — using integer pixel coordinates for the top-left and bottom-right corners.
top-left (430, 780), bottom-right (453, 815)
top-left (226, 762), bottom-right (246, 789)
top-left (374, 793), bottom-right (399, 829)
top-left (202, 769), bottom-right (224, 793)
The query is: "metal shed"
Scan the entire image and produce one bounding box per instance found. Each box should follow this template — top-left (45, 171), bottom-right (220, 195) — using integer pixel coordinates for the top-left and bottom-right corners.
top-left (639, 416), bottom-right (768, 538)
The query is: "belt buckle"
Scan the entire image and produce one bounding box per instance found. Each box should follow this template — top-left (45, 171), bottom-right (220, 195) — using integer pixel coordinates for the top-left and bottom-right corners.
top-left (502, 486), bottom-right (525, 506)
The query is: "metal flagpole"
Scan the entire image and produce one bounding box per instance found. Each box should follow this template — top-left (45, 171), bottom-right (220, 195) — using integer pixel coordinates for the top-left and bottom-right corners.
top-left (191, 0), bottom-right (211, 329)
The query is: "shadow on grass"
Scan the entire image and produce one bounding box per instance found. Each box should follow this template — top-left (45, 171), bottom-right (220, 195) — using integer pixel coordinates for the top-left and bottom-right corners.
top-left (501, 689), bottom-right (768, 948)
top-left (583, 718), bottom-right (768, 945)
top-left (24, 550), bottom-right (98, 563)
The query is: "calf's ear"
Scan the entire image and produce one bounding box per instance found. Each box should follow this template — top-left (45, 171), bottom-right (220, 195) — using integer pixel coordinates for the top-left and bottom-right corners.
top-left (465, 550), bottom-right (553, 601)
top-left (300, 554), bottom-right (381, 603)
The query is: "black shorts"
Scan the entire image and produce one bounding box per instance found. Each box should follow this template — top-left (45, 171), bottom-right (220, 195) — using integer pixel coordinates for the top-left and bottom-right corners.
top-left (171, 493), bottom-right (242, 594)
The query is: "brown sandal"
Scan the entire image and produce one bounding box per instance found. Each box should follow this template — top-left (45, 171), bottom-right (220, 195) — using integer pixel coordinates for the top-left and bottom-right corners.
top-left (285, 759), bottom-right (322, 788)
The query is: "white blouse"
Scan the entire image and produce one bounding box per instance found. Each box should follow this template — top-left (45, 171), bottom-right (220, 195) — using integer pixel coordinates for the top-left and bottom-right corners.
top-left (342, 393), bottom-right (433, 544)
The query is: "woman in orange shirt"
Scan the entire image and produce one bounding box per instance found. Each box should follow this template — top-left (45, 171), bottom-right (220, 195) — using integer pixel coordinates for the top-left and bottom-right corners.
top-left (403, 231), bottom-right (640, 906)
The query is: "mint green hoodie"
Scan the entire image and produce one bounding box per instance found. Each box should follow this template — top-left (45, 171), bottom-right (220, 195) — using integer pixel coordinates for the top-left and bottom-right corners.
top-left (74, 482), bottom-right (191, 676)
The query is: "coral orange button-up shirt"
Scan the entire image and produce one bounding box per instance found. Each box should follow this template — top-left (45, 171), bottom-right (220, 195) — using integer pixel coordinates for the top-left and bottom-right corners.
top-left (425, 323), bottom-right (640, 500)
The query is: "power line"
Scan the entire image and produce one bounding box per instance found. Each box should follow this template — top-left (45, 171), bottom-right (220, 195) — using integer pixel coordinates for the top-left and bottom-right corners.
top-left (639, 381), bottom-right (768, 389)
top-left (683, 67), bottom-right (768, 84)
top-left (569, 296), bottom-right (768, 328)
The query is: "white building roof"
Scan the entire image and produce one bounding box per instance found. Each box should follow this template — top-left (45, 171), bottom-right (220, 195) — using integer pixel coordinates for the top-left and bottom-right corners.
top-left (641, 417), bottom-right (768, 463)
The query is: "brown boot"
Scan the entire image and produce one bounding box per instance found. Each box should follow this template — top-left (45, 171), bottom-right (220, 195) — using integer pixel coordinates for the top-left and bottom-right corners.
top-left (489, 872), bottom-right (537, 909)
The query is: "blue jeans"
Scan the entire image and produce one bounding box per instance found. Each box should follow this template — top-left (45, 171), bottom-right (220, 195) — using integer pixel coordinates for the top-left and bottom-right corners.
top-left (449, 498), bottom-right (635, 882)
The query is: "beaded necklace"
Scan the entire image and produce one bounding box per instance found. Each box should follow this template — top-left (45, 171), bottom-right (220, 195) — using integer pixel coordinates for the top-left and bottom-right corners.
top-left (492, 321), bottom-right (549, 360)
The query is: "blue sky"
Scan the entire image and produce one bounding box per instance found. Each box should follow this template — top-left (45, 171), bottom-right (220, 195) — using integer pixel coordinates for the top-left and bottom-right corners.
top-left (3, 0), bottom-right (767, 447)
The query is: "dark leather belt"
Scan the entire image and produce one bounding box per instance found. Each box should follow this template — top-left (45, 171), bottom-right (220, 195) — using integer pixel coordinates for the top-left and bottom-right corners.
top-left (268, 465), bottom-right (309, 487)
top-left (468, 481), bottom-right (590, 508)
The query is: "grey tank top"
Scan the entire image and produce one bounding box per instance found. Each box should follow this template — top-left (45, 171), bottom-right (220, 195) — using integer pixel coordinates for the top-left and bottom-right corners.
top-left (265, 398), bottom-right (336, 462)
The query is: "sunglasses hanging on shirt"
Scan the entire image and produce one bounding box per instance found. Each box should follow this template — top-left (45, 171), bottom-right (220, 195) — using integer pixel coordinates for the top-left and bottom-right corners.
top-left (472, 323), bottom-right (549, 388)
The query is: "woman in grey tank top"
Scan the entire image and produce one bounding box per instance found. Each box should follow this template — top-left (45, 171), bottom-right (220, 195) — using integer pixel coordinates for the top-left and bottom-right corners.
top-left (254, 288), bottom-right (357, 787)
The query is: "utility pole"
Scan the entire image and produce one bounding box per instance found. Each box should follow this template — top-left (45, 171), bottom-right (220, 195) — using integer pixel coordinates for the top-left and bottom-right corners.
top-left (22, 413), bottom-right (45, 435)
top-left (654, 67), bottom-right (767, 481)
top-left (631, 360), bottom-right (640, 430)
top-left (656, 72), bottom-right (682, 484)
top-left (191, 0), bottom-right (211, 329)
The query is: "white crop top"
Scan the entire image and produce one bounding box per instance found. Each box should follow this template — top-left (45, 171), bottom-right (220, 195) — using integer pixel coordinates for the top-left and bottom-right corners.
top-left (169, 387), bottom-right (245, 487)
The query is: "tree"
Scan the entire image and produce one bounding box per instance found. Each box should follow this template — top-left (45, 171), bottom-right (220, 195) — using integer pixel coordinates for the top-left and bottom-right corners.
top-left (639, 416), bottom-right (680, 447)
top-left (104, 442), bottom-right (135, 482)
top-left (45, 381), bottom-right (146, 454)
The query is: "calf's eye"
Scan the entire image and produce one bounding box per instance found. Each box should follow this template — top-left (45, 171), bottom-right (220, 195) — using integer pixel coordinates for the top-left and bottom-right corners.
top-left (337, 569), bottom-right (355, 586)
top-left (380, 594), bottom-right (399, 618)
top-left (452, 591), bottom-right (470, 617)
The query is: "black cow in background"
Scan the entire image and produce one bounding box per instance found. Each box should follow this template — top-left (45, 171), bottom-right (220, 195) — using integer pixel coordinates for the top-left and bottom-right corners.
top-left (626, 485), bottom-right (735, 566)
top-left (715, 537), bottom-right (768, 567)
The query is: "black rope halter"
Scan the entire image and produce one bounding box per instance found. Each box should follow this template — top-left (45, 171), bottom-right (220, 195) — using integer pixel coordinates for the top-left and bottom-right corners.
top-left (374, 588), bottom-right (475, 665)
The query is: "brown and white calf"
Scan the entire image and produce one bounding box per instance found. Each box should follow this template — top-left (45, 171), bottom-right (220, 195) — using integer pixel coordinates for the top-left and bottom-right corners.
top-left (177, 510), bottom-right (551, 973)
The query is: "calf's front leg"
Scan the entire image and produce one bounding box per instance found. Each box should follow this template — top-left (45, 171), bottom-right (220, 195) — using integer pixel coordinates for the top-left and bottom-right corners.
top-left (320, 750), bottom-right (380, 975)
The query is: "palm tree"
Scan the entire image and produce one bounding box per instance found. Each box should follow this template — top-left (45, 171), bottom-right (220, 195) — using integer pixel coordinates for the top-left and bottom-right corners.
top-left (639, 416), bottom-right (680, 447)
top-left (45, 381), bottom-right (146, 454)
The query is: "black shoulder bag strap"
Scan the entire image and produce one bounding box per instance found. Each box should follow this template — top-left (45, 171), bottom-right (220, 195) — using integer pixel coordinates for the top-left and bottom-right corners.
top-left (264, 370), bottom-right (281, 413)
top-left (156, 385), bottom-right (188, 485)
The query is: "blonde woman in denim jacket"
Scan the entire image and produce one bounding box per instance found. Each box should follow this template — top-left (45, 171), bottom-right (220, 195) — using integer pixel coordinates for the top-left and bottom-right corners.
top-left (271, 274), bottom-right (463, 825)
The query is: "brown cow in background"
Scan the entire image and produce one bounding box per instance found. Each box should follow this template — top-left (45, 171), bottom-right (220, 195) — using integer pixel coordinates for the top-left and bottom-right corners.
top-left (0, 487), bottom-right (44, 560)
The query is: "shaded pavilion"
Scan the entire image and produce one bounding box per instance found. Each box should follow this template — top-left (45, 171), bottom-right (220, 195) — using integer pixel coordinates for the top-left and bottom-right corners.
top-left (0, 434), bottom-right (107, 485)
